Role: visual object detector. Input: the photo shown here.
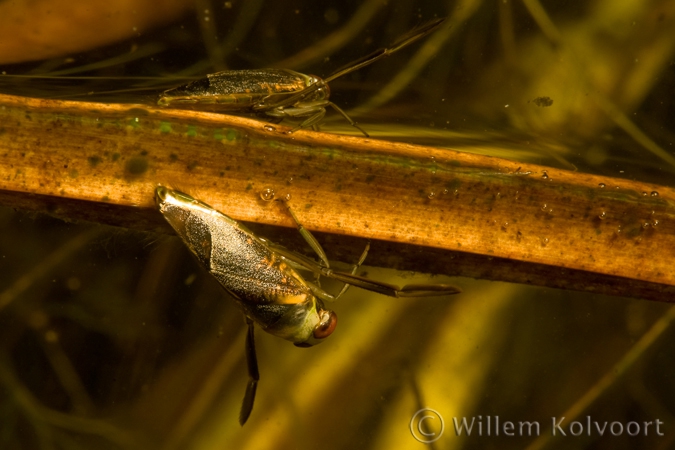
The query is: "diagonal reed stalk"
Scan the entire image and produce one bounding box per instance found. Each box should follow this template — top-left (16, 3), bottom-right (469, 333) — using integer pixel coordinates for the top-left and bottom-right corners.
top-left (0, 92), bottom-right (673, 301)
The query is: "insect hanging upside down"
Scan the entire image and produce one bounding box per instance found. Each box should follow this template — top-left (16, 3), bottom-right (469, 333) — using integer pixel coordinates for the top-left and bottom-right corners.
top-left (157, 18), bottom-right (445, 137)
top-left (155, 186), bottom-right (460, 425)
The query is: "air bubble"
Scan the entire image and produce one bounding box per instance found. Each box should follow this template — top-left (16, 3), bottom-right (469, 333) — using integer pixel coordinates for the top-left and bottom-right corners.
top-left (263, 125), bottom-right (276, 132)
top-left (541, 237), bottom-right (549, 245)
top-left (428, 191), bottom-right (436, 199)
top-left (259, 188), bottom-right (275, 201)
top-left (598, 183), bottom-right (605, 188)
top-left (651, 191), bottom-right (659, 197)
top-left (541, 171), bottom-right (549, 179)
top-left (284, 193), bottom-right (292, 201)
top-left (598, 211), bottom-right (606, 220)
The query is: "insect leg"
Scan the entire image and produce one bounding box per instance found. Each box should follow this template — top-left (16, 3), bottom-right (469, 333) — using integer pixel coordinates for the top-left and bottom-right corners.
top-left (322, 18), bottom-right (445, 84)
top-left (278, 199), bottom-right (330, 269)
top-left (332, 241), bottom-right (370, 300)
top-left (267, 99), bottom-right (368, 137)
top-left (267, 239), bottom-right (461, 299)
top-left (239, 318), bottom-right (259, 426)
top-left (325, 102), bottom-right (369, 137)
top-left (270, 201), bottom-right (461, 299)
top-left (301, 257), bottom-right (418, 302)
top-left (285, 242), bottom-right (370, 303)
top-left (253, 18), bottom-right (445, 114)
top-left (278, 101), bottom-right (368, 137)
top-left (323, 271), bottom-right (462, 298)
top-left (276, 200), bottom-right (370, 298)
top-left (288, 108), bottom-right (326, 134)
top-left (266, 115), bottom-right (285, 124)
top-left (263, 107), bottom-right (286, 119)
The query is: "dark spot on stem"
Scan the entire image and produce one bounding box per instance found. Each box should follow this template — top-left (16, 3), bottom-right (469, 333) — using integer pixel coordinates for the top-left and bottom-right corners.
top-left (126, 157), bottom-right (149, 176)
top-left (88, 156), bottom-right (102, 167)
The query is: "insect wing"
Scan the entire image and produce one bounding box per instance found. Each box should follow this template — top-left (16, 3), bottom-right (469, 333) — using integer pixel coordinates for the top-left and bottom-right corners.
top-left (155, 187), bottom-right (331, 345)
top-left (156, 187), bottom-right (301, 303)
top-left (158, 69), bottom-right (313, 110)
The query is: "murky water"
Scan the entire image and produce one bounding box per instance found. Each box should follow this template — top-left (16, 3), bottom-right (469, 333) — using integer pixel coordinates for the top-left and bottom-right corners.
top-left (0, 2), bottom-right (674, 449)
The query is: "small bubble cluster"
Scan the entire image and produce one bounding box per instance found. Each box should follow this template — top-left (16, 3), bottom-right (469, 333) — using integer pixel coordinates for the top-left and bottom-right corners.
top-left (643, 218), bottom-right (659, 229)
top-left (259, 188), bottom-right (275, 201)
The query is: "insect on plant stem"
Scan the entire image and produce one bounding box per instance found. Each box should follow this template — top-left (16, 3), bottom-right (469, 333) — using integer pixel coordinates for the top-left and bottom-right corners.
top-left (158, 18), bottom-right (446, 137)
top-left (154, 186), bottom-right (460, 424)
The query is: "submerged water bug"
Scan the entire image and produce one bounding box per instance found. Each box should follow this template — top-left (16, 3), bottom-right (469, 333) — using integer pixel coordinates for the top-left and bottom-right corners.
top-left (155, 186), bottom-right (460, 424)
top-left (157, 18), bottom-right (445, 137)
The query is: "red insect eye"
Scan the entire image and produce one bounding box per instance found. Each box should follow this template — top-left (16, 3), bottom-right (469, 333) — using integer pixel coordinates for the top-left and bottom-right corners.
top-left (313, 311), bottom-right (337, 340)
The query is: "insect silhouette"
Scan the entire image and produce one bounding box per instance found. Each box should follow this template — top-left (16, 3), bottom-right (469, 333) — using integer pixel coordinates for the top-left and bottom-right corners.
top-left (157, 18), bottom-right (445, 137)
top-left (155, 186), bottom-right (460, 424)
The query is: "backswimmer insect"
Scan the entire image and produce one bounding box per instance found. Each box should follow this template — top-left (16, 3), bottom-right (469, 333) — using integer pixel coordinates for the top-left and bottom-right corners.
top-left (155, 186), bottom-right (460, 424)
top-left (157, 18), bottom-right (445, 137)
